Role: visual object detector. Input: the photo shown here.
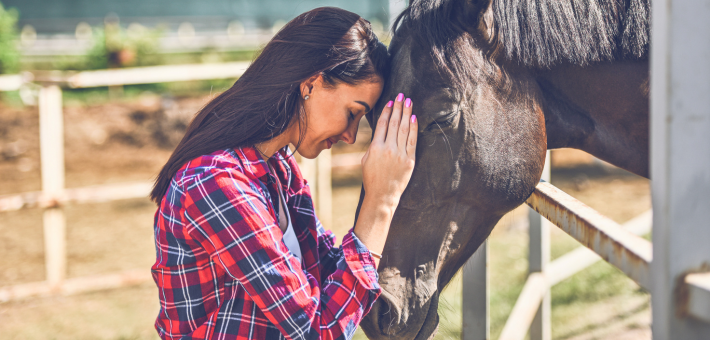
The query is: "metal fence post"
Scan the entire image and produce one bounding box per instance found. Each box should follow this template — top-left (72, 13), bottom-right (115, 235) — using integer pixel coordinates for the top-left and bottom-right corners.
top-left (463, 240), bottom-right (489, 340)
top-left (529, 151), bottom-right (551, 340)
top-left (39, 85), bottom-right (66, 289)
top-left (650, 0), bottom-right (710, 338)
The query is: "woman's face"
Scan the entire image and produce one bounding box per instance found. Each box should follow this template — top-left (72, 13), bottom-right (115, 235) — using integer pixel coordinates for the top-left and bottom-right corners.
top-left (294, 76), bottom-right (383, 159)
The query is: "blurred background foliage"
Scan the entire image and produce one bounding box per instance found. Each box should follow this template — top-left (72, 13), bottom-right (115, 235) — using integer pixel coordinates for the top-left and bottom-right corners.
top-left (0, 2), bottom-right (20, 74)
top-left (85, 21), bottom-right (164, 69)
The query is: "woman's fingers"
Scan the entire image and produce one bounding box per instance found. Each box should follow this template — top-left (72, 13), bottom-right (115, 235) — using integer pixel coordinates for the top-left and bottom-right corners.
top-left (373, 100), bottom-right (394, 144)
top-left (386, 93), bottom-right (405, 147)
top-left (406, 113), bottom-right (418, 158)
top-left (397, 98), bottom-right (413, 151)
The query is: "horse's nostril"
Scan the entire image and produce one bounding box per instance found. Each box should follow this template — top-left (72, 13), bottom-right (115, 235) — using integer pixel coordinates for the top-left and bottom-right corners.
top-left (377, 294), bottom-right (403, 335)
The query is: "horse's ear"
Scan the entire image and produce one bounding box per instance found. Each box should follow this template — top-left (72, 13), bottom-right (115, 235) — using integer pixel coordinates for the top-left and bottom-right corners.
top-left (462, 0), bottom-right (494, 41)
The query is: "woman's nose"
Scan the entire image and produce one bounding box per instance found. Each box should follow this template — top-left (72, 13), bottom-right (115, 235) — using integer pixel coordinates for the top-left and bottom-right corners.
top-left (340, 123), bottom-right (359, 144)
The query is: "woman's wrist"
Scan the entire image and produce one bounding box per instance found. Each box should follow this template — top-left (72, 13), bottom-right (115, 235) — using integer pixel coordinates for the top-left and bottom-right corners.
top-left (360, 194), bottom-right (397, 223)
top-left (362, 191), bottom-right (399, 215)
top-left (352, 194), bottom-right (397, 262)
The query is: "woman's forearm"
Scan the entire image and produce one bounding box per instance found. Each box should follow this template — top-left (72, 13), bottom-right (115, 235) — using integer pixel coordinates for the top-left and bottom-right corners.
top-left (352, 194), bottom-right (397, 267)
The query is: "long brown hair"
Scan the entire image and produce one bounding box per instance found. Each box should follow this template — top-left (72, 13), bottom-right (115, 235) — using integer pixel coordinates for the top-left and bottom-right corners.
top-left (151, 7), bottom-right (388, 204)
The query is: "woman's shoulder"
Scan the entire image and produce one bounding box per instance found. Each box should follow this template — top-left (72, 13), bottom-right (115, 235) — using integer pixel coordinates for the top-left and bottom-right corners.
top-left (172, 148), bottom-right (256, 188)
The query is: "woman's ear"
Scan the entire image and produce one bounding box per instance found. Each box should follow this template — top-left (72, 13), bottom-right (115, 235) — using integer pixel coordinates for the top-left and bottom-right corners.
top-left (301, 74), bottom-right (322, 98)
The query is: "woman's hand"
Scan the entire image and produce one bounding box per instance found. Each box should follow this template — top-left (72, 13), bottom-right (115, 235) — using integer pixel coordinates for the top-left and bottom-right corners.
top-left (361, 93), bottom-right (417, 210)
top-left (354, 93), bottom-right (417, 265)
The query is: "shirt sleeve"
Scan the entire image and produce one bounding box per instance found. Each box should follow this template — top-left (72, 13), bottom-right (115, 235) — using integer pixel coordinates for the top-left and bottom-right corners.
top-left (314, 216), bottom-right (376, 289)
top-left (182, 168), bottom-right (381, 340)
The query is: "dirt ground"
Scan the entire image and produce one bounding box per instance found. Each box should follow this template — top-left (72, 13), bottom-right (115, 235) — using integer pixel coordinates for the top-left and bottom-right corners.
top-left (0, 97), bottom-right (650, 339)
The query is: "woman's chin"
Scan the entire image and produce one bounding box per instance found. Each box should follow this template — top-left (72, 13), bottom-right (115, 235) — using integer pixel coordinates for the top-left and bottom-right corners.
top-left (297, 147), bottom-right (320, 160)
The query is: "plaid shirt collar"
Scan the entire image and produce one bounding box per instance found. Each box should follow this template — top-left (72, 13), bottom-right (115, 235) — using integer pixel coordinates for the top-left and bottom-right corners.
top-left (236, 146), bottom-right (272, 179)
top-left (235, 146), bottom-right (295, 193)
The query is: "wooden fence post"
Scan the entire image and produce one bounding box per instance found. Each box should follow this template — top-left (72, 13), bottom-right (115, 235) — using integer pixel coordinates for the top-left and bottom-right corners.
top-left (316, 149), bottom-right (332, 229)
top-left (529, 151), bottom-right (551, 340)
top-left (39, 85), bottom-right (66, 289)
top-left (298, 152), bottom-right (332, 229)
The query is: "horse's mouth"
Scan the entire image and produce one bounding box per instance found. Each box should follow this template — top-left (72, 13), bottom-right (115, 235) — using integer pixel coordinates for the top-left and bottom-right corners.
top-left (363, 290), bottom-right (440, 340)
top-left (413, 291), bottom-right (440, 340)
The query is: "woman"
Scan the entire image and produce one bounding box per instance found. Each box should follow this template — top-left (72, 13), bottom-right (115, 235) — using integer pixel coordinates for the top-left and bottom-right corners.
top-left (150, 7), bottom-right (416, 340)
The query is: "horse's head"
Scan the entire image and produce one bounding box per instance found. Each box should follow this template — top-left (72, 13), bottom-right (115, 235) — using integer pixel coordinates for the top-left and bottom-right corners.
top-left (358, 0), bottom-right (649, 339)
top-left (358, 2), bottom-right (547, 338)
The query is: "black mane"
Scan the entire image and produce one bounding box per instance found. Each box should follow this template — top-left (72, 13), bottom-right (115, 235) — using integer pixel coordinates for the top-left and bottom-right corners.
top-left (394, 0), bottom-right (649, 70)
top-left (493, 0), bottom-right (649, 67)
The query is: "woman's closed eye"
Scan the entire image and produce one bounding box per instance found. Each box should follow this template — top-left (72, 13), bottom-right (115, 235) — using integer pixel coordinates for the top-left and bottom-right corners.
top-left (349, 111), bottom-right (356, 121)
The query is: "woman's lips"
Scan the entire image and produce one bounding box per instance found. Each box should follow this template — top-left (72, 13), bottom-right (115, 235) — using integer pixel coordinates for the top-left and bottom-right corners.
top-left (325, 138), bottom-right (336, 149)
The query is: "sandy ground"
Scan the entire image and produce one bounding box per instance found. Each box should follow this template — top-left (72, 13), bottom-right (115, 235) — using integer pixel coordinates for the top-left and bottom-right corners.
top-left (0, 98), bottom-right (650, 339)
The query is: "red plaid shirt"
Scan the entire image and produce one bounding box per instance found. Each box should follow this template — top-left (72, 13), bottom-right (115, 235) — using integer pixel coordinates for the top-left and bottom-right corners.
top-left (152, 147), bottom-right (381, 340)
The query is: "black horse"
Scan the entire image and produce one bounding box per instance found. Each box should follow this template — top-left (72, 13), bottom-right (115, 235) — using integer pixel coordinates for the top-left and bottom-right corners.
top-left (356, 0), bottom-right (650, 339)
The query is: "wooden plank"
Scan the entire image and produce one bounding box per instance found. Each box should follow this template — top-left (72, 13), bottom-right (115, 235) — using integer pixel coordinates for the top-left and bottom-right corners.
top-left (65, 62), bottom-right (250, 88)
top-left (0, 269), bottom-right (152, 302)
top-left (316, 149), bottom-right (332, 229)
top-left (39, 85), bottom-right (66, 287)
top-left (498, 273), bottom-right (547, 340)
top-left (0, 74), bottom-right (23, 91)
top-left (685, 273), bottom-right (710, 323)
top-left (298, 157), bottom-right (317, 207)
top-left (0, 181), bottom-right (152, 212)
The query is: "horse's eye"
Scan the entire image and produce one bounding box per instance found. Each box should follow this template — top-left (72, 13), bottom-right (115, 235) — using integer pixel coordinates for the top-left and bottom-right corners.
top-left (425, 111), bottom-right (458, 132)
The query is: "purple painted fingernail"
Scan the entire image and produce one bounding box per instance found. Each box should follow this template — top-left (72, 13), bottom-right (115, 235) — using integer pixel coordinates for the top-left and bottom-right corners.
top-left (405, 98), bottom-right (412, 108)
top-left (411, 115), bottom-right (416, 123)
top-left (396, 93), bottom-right (404, 102)
top-left (387, 100), bottom-right (393, 107)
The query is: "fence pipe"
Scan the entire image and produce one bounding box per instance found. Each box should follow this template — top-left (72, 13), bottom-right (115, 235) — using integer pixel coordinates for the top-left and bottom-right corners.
top-left (546, 210), bottom-right (652, 287)
top-left (526, 181), bottom-right (652, 290)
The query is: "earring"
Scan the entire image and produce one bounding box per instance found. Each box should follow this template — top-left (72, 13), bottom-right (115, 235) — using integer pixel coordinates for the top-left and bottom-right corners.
top-left (304, 95), bottom-right (310, 100)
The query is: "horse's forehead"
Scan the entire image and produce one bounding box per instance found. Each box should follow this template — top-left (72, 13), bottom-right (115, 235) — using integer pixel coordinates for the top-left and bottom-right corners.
top-left (389, 38), bottom-right (417, 89)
